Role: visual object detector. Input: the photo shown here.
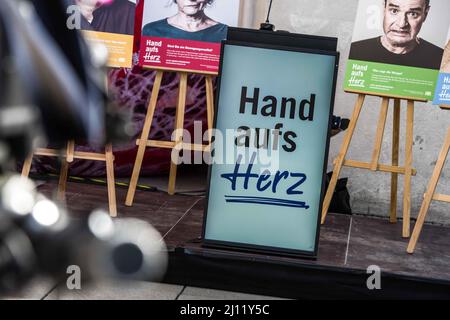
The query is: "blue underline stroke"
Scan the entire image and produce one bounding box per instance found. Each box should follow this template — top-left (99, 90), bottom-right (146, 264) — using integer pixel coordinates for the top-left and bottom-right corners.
top-left (225, 195), bottom-right (307, 203)
top-left (225, 196), bottom-right (310, 209)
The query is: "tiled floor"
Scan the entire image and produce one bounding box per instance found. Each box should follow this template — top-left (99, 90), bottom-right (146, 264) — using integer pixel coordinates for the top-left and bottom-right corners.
top-left (3, 175), bottom-right (449, 299)
top-left (0, 278), bottom-right (56, 300)
top-left (345, 215), bottom-right (450, 280)
top-left (36, 179), bottom-right (450, 282)
top-left (2, 280), bottom-right (282, 300)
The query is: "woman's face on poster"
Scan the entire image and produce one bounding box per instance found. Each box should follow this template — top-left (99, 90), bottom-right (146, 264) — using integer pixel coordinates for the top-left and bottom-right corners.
top-left (175, 0), bottom-right (210, 16)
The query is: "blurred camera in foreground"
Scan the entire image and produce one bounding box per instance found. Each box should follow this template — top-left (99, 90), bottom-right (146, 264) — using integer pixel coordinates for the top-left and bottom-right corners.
top-left (0, 176), bottom-right (168, 293)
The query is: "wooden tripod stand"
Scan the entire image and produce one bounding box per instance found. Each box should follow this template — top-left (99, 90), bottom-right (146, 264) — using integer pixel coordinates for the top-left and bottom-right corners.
top-left (407, 126), bottom-right (450, 253)
top-left (21, 141), bottom-right (117, 217)
top-left (321, 94), bottom-right (421, 238)
top-left (125, 70), bottom-right (215, 206)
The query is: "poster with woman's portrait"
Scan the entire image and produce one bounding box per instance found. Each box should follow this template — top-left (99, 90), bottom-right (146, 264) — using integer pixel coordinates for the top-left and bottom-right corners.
top-left (139, 0), bottom-right (241, 74)
top-left (433, 28), bottom-right (450, 107)
top-left (343, 0), bottom-right (450, 101)
top-left (74, 0), bottom-right (137, 68)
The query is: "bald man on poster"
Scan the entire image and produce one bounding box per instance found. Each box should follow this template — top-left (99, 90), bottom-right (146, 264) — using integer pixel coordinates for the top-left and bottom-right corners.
top-left (349, 0), bottom-right (444, 69)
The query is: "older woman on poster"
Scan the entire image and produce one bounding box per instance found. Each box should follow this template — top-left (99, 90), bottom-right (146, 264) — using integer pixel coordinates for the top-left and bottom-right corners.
top-left (142, 0), bottom-right (227, 43)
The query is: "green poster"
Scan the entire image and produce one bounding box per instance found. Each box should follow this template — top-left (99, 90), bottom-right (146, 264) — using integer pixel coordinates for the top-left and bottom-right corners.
top-left (345, 0), bottom-right (450, 101)
top-left (344, 59), bottom-right (439, 100)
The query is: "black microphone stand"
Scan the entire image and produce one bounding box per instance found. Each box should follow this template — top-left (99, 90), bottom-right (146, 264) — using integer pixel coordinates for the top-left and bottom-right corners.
top-left (260, 0), bottom-right (275, 31)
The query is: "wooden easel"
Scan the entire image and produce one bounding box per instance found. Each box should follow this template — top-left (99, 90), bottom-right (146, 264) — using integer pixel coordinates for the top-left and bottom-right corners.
top-left (21, 73), bottom-right (118, 217)
top-left (407, 107), bottom-right (450, 253)
top-left (21, 142), bottom-right (117, 217)
top-left (321, 93), bottom-right (424, 238)
top-left (125, 70), bottom-right (215, 206)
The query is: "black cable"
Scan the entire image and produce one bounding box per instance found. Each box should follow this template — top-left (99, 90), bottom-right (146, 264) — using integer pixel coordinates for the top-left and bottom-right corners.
top-left (260, 0), bottom-right (275, 31)
top-left (266, 0), bottom-right (273, 23)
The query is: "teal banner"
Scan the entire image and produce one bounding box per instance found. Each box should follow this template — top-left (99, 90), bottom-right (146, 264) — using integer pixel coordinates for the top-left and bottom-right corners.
top-left (203, 43), bottom-right (338, 256)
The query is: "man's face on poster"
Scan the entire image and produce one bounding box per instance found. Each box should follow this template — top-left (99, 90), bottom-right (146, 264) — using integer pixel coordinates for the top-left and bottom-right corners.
top-left (383, 0), bottom-right (430, 47)
top-left (176, 0), bottom-right (209, 16)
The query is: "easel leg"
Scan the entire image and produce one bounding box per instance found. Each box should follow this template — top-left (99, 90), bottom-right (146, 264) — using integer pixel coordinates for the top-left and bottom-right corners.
top-left (105, 143), bottom-right (117, 218)
top-left (402, 101), bottom-right (414, 238)
top-left (168, 73), bottom-right (188, 196)
top-left (57, 161), bottom-right (69, 202)
top-left (67, 140), bottom-right (75, 163)
top-left (407, 128), bottom-right (450, 253)
top-left (125, 71), bottom-right (164, 206)
top-left (205, 76), bottom-right (215, 144)
top-left (21, 154), bottom-right (33, 177)
top-left (57, 141), bottom-right (74, 202)
top-left (390, 99), bottom-right (401, 223)
top-left (321, 94), bottom-right (365, 224)
top-left (370, 98), bottom-right (390, 170)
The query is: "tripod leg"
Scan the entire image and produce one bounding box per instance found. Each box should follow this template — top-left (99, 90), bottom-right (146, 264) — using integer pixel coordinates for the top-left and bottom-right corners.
top-left (205, 76), bottom-right (215, 144)
top-left (321, 94), bottom-right (365, 224)
top-left (21, 154), bottom-right (33, 177)
top-left (168, 72), bottom-right (188, 196)
top-left (402, 101), bottom-right (414, 238)
top-left (57, 143), bottom-right (72, 202)
top-left (66, 140), bottom-right (75, 163)
top-left (407, 128), bottom-right (450, 253)
top-left (390, 99), bottom-right (401, 223)
top-left (105, 143), bottom-right (117, 218)
top-left (125, 71), bottom-right (163, 206)
top-left (370, 98), bottom-right (389, 170)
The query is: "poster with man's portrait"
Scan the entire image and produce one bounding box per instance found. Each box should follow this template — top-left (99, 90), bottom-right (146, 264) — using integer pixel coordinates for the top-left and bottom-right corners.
top-left (74, 0), bottom-right (137, 68)
top-left (433, 28), bottom-right (450, 107)
top-left (139, 0), bottom-right (241, 74)
top-left (344, 0), bottom-right (450, 100)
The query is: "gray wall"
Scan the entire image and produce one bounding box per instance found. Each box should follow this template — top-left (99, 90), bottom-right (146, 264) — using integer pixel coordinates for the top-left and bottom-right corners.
top-left (240, 0), bottom-right (450, 224)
